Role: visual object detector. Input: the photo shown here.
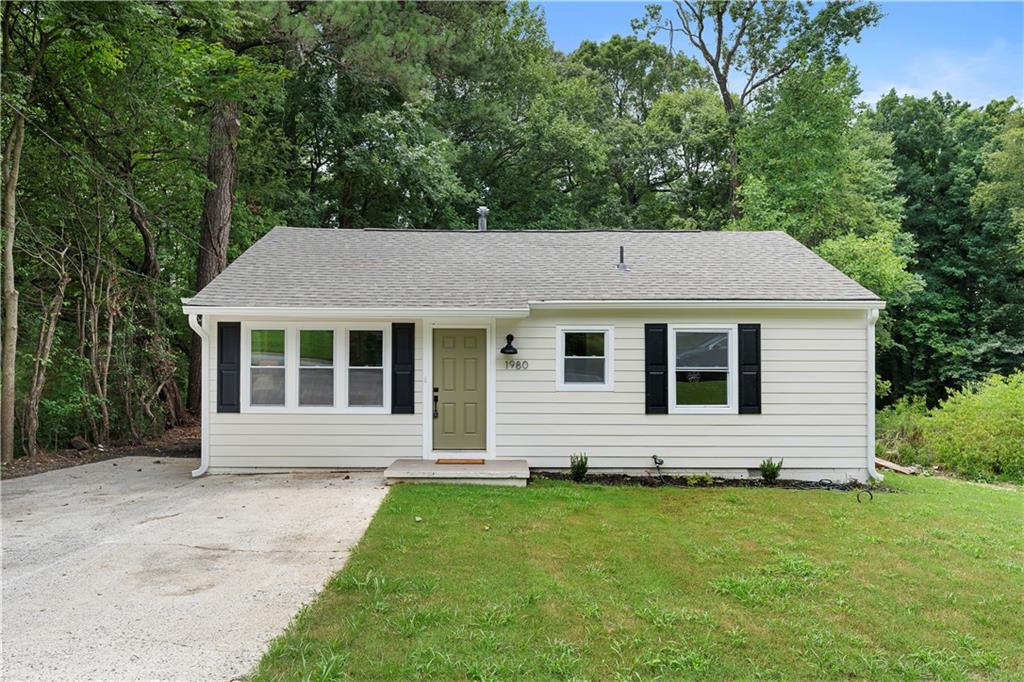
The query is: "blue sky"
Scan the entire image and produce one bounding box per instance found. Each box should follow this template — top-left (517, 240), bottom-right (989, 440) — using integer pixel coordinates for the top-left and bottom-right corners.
top-left (536, 1), bottom-right (1024, 105)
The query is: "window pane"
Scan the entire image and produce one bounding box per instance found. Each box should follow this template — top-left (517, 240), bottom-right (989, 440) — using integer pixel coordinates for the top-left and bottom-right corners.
top-left (349, 368), bottom-right (384, 406)
top-left (565, 331), bottom-right (604, 357)
top-left (350, 330), bottom-right (383, 367)
top-left (251, 330), bottom-right (285, 367)
top-left (565, 357), bottom-right (606, 384)
top-left (300, 368), bottom-right (334, 406)
top-left (676, 370), bottom-right (728, 405)
top-left (676, 331), bottom-right (728, 368)
top-left (300, 330), bottom-right (333, 367)
top-left (251, 367), bottom-right (285, 405)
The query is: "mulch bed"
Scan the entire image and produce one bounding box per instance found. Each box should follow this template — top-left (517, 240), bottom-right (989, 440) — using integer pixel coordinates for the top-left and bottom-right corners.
top-left (535, 471), bottom-right (888, 493)
top-left (1, 425), bottom-right (200, 480)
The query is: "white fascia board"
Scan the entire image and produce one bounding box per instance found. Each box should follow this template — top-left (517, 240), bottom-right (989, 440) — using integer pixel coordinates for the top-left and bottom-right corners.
top-left (180, 305), bottom-right (530, 319)
top-left (528, 299), bottom-right (886, 310)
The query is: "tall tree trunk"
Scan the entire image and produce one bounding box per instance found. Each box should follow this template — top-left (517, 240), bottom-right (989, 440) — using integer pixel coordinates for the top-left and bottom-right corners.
top-left (127, 194), bottom-right (160, 280)
top-left (23, 266), bottom-right (69, 457)
top-left (1, 113), bottom-right (25, 465)
top-left (728, 146), bottom-right (741, 220)
top-left (124, 178), bottom-right (186, 427)
top-left (716, 92), bottom-right (742, 221)
top-left (187, 100), bottom-right (239, 414)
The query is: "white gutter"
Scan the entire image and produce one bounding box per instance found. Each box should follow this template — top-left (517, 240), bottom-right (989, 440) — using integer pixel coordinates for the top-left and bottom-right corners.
top-left (529, 299), bottom-right (886, 310)
top-left (187, 313), bottom-right (210, 477)
top-left (180, 304), bottom-right (529, 319)
top-left (866, 309), bottom-right (883, 481)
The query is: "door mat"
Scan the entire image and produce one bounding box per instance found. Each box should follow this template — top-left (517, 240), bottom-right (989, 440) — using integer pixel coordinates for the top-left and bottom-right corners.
top-left (436, 458), bottom-right (486, 465)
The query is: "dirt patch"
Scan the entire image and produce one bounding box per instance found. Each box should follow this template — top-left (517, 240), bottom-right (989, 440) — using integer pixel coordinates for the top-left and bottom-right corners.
top-left (1, 425), bottom-right (200, 480)
top-left (534, 471), bottom-right (888, 493)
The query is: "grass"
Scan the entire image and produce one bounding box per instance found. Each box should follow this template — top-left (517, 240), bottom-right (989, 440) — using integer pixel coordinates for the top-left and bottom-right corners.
top-left (252, 475), bottom-right (1023, 681)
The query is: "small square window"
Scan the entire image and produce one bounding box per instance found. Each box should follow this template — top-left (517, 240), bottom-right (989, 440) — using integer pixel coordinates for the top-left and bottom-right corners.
top-left (558, 327), bottom-right (613, 390)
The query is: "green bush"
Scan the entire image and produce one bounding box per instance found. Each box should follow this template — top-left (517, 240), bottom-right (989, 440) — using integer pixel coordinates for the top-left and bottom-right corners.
top-left (569, 452), bottom-right (588, 482)
top-left (759, 458), bottom-right (784, 483)
top-left (877, 372), bottom-right (1024, 482)
top-left (875, 395), bottom-right (928, 464)
top-left (920, 372), bottom-right (1024, 482)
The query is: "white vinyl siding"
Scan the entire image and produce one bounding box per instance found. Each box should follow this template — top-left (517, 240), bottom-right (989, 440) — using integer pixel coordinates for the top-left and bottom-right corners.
top-left (207, 317), bottom-right (421, 470)
top-left (496, 308), bottom-right (870, 480)
top-left (204, 307), bottom-right (871, 481)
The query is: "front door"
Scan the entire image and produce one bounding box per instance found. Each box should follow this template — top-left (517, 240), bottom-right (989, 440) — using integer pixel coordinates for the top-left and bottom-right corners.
top-left (433, 329), bottom-right (487, 451)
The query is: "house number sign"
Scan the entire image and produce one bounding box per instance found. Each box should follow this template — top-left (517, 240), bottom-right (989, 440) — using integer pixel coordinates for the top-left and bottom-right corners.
top-left (504, 359), bottom-right (529, 370)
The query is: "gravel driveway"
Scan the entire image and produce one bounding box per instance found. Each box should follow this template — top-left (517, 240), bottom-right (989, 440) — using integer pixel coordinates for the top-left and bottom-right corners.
top-left (1, 457), bottom-right (387, 681)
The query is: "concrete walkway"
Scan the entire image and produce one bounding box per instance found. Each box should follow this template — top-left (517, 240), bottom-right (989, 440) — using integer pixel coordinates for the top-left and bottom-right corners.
top-left (1, 457), bottom-right (387, 681)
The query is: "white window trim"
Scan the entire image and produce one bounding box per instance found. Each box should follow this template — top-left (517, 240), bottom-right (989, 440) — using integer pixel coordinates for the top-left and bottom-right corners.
top-left (243, 325), bottom-right (289, 412)
top-left (555, 325), bottom-right (614, 391)
top-left (345, 325), bottom-right (391, 413)
top-left (240, 321), bottom-right (391, 414)
top-left (668, 324), bottom-right (738, 414)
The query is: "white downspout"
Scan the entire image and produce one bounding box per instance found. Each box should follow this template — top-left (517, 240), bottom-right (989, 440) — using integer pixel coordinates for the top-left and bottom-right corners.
top-left (866, 309), bottom-right (882, 481)
top-left (188, 313), bottom-right (210, 477)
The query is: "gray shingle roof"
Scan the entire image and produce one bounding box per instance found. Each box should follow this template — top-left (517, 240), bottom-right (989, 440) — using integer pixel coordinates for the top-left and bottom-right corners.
top-left (185, 227), bottom-right (881, 309)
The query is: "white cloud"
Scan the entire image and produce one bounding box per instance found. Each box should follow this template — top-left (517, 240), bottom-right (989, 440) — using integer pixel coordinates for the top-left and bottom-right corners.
top-left (859, 40), bottom-right (1023, 105)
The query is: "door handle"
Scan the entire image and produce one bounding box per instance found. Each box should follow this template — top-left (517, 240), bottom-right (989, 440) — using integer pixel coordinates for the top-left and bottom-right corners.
top-left (432, 388), bottom-right (439, 419)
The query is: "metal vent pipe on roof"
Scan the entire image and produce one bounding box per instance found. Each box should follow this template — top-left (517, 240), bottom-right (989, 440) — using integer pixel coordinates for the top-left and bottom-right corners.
top-left (616, 244), bottom-right (630, 271)
top-left (477, 206), bottom-right (489, 231)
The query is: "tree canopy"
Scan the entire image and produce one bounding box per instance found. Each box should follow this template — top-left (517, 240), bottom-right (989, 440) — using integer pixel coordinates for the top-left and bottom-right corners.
top-left (1, 0), bottom-right (1020, 460)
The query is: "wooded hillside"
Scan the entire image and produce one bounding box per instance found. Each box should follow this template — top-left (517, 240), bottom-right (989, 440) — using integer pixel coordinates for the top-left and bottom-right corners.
top-left (2, 1), bottom-right (1021, 463)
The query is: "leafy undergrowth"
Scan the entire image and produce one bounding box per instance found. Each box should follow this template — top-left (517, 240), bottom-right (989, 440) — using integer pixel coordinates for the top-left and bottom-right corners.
top-left (878, 371), bottom-right (1024, 483)
top-left (252, 476), bottom-right (1023, 681)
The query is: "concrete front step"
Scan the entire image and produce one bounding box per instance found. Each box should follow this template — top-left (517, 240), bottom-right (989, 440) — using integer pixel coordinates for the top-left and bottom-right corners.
top-left (385, 458), bottom-right (529, 487)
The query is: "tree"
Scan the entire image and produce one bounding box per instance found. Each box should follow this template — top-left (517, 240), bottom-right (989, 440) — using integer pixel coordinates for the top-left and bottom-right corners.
top-left (186, 1), bottom-right (495, 410)
top-left (973, 110), bottom-right (1024, 251)
top-left (870, 93), bottom-right (1022, 402)
top-left (732, 58), bottom-right (922, 352)
top-left (428, 2), bottom-right (597, 228)
top-left (568, 35), bottom-right (731, 229)
top-left (635, 0), bottom-right (881, 214)
top-left (734, 59), bottom-right (903, 243)
top-left (2, 1), bottom-right (58, 464)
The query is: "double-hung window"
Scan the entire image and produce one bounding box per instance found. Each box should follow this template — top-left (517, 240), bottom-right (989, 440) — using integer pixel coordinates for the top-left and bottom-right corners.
top-left (348, 329), bottom-right (385, 407)
top-left (249, 329), bottom-right (286, 406)
top-left (242, 323), bottom-right (389, 412)
top-left (299, 330), bottom-right (334, 406)
top-left (556, 326), bottom-right (613, 390)
top-left (669, 325), bottom-right (736, 413)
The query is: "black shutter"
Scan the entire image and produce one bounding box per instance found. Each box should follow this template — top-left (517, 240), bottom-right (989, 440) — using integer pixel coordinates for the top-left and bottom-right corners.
top-left (217, 321), bottom-right (241, 413)
top-left (644, 323), bottom-right (668, 414)
top-left (391, 323), bottom-right (415, 414)
top-left (738, 323), bottom-right (761, 414)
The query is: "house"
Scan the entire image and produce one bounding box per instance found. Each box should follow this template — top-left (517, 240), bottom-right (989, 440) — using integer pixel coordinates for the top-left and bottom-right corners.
top-left (182, 225), bottom-right (884, 483)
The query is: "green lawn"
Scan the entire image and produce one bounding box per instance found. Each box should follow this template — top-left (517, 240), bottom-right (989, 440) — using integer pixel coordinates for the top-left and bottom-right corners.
top-left (253, 476), bottom-right (1023, 681)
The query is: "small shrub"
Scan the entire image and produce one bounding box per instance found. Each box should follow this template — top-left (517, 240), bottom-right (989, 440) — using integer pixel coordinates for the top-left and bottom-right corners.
top-left (759, 458), bottom-right (783, 483)
top-left (569, 452), bottom-right (588, 482)
top-left (700, 473), bottom-right (715, 486)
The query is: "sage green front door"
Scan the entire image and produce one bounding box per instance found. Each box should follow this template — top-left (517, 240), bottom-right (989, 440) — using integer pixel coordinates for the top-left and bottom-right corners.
top-left (433, 329), bottom-right (487, 450)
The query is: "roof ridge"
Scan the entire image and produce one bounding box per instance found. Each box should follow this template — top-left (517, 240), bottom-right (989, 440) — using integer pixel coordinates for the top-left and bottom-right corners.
top-left (270, 226), bottom-right (795, 235)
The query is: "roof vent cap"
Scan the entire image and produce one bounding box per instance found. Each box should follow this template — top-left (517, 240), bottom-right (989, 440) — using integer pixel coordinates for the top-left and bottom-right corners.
top-left (477, 206), bottom-right (489, 231)
top-left (616, 245), bottom-right (630, 271)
